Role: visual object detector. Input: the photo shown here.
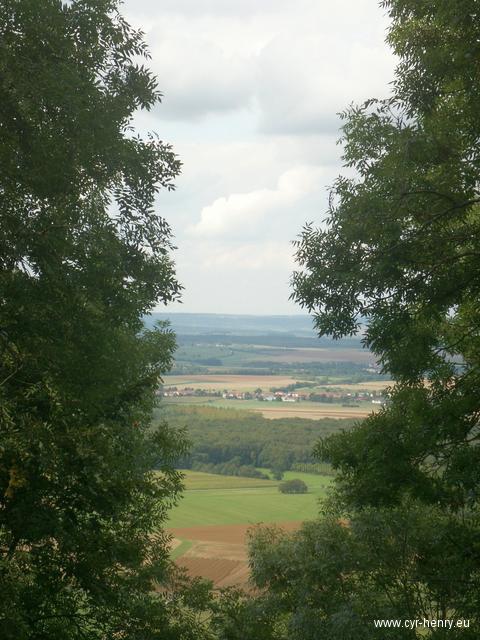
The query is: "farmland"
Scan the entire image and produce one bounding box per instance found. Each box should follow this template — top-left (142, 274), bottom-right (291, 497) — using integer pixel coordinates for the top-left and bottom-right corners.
top-left (168, 470), bottom-right (329, 528)
top-left (163, 374), bottom-right (304, 391)
top-left (155, 316), bottom-right (384, 587)
top-left (151, 314), bottom-right (385, 383)
top-left (168, 470), bottom-right (330, 587)
top-left (163, 395), bottom-right (377, 419)
top-left (161, 373), bottom-right (388, 420)
top-left (172, 343), bottom-right (374, 367)
top-left (164, 374), bottom-right (389, 393)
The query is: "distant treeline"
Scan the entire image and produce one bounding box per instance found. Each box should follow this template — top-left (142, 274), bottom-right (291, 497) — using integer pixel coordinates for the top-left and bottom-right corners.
top-left (146, 312), bottom-right (317, 336)
top-left (290, 462), bottom-right (335, 476)
top-left (190, 460), bottom-right (269, 479)
top-left (155, 405), bottom-right (354, 475)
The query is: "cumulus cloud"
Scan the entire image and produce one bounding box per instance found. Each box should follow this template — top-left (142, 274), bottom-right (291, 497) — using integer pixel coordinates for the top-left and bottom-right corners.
top-left (187, 166), bottom-right (323, 237)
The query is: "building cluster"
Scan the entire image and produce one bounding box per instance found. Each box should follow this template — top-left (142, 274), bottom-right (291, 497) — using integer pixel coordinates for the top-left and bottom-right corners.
top-left (161, 386), bottom-right (387, 405)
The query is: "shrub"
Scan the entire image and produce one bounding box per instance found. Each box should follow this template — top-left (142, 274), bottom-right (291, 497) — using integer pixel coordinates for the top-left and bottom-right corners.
top-left (278, 479), bottom-right (308, 494)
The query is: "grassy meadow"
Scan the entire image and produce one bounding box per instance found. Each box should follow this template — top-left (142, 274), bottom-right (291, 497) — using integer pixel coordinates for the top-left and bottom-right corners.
top-left (167, 470), bottom-right (331, 528)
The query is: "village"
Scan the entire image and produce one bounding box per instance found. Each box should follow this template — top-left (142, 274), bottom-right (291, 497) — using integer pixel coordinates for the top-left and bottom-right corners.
top-left (161, 385), bottom-right (387, 406)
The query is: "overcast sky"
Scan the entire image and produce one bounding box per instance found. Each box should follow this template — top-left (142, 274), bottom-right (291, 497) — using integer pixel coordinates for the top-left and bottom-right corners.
top-left (122, 0), bottom-right (395, 315)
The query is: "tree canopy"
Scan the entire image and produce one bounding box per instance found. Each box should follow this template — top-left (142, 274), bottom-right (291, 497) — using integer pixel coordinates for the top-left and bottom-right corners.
top-left (0, 2), bottom-right (195, 638)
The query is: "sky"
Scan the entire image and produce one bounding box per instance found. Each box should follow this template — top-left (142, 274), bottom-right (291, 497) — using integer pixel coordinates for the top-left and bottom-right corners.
top-left (122, 0), bottom-right (396, 315)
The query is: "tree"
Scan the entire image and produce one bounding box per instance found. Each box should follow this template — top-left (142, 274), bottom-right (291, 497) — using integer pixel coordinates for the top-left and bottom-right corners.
top-left (248, 1), bottom-right (480, 636)
top-left (0, 2), bottom-right (198, 638)
top-left (292, 0), bottom-right (480, 512)
top-left (278, 479), bottom-right (307, 494)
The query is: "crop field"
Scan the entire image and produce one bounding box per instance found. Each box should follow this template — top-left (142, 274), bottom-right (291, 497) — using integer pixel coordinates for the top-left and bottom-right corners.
top-left (168, 469), bottom-right (330, 528)
top-left (232, 346), bottom-right (373, 364)
top-left (163, 374), bottom-right (389, 395)
top-left (163, 395), bottom-right (379, 419)
top-left (163, 374), bottom-right (304, 391)
top-left (323, 381), bottom-right (392, 391)
top-left (182, 470), bottom-right (277, 490)
top-left (168, 482), bottom-right (326, 528)
top-left (257, 402), bottom-right (376, 419)
top-left (168, 470), bottom-right (329, 587)
top-left (174, 343), bottom-right (374, 367)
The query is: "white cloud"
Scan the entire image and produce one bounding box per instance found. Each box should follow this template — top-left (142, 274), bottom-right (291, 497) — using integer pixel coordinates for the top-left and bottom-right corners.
top-left (147, 32), bottom-right (254, 120)
top-left (187, 166), bottom-right (323, 237)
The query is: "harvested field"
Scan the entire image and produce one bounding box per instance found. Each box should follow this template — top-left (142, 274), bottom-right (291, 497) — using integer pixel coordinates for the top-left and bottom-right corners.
top-left (164, 396), bottom-right (379, 419)
top-left (326, 381), bottom-right (391, 391)
top-left (163, 374), bottom-right (390, 396)
top-left (179, 557), bottom-right (243, 584)
top-left (244, 347), bottom-right (373, 364)
top-left (168, 537), bottom-right (182, 552)
top-left (170, 522), bottom-right (302, 588)
top-left (259, 405), bottom-right (375, 420)
top-left (169, 521), bottom-right (301, 545)
top-left (163, 374), bottom-right (305, 391)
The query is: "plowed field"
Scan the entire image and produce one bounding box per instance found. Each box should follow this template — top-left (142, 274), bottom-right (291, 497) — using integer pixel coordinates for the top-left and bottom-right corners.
top-left (169, 521), bottom-right (302, 588)
top-left (169, 521), bottom-right (301, 545)
top-left (259, 405), bottom-right (372, 419)
top-left (180, 558), bottom-right (243, 584)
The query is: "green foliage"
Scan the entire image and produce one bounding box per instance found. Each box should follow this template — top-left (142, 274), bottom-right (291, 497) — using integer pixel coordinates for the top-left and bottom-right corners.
top-left (290, 462), bottom-right (334, 476)
top-left (278, 479), bottom-right (308, 494)
top-left (248, 502), bottom-right (480, 639)
top-left (0, 1), bottom-right (196, 638)
top-left (191, 460), bottom-right (269, 480)
top-left (210, 587), bottom-right (287, 640)
top-left (291, 0), bottom-right (480, 512)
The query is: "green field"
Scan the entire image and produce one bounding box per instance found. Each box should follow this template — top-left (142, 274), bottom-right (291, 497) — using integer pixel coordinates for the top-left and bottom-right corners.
top-left (182, 470), bottom-right (277, 490)
top-left (167, 470), bottom-right (331, 528)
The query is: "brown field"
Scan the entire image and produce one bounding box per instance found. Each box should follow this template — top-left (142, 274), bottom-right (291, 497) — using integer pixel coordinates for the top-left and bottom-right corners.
top-left (259, 406), bottom-right (375, 420)
top-left (163, 374), bottom-right (304, 391)
top-left (169, 522), bottom-right (301, 544)
top-left (179, 557), bottom-right (246, 587)
top-left (326, 381), bottom-right (391, 391)
top-left (169, 522), bottom-right (301, 588)
top-left (164, 374), bottom-right (390, 395)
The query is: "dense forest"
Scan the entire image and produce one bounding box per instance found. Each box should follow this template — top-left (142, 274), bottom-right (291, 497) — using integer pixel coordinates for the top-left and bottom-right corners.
top-left (157, 405), bottom-right (345, 476)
